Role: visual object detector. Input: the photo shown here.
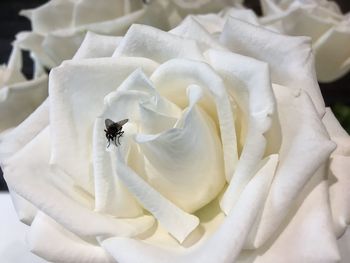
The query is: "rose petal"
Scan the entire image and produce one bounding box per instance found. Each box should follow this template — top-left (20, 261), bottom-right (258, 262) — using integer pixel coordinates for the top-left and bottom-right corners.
top-left (92, 119), bottom-right (143, 218)
top-left (0, 99), bottom-right (49, 163)
top-left (186, 154), bottom-right (278, 262)
top-left (323, 108), bottom-right (349, 142)
top-left (261, 0), bottom-right (343, 16)
top-left (313, 28), bottom-right (350, 82)
top-left (187, 13), bottom-right (226, 34)
top-left (42, 32), bottom-right (86, 65)
top-left (259, 0), bottom-right (350, 83)
top-left (49, 57), bottom-right (158, 193)
top-left (42, 7), bottom-right (161, 66)
top-left (113, 24), bottom-right (204, 63)
top-left (8, 190), bottom-right (37, 226)
top-left (114, 141), bottom-right (199, 244)
top-left (187, 7), bottom-right (260, 35)
top-left (101, 68), bottom-right (180, 132)
top-left (72, 0), bottom-right (142, 27)
top-left (20, 0), bottom-right (75, 35)
top-left (323, 108), bottom-right (350, 237)
top-left (205, 50), bottom-right (277, 214)
top-left (0, 194), bottom-right (46, 263)
top-left (85, 1), bottom-right (171, 34)
top-left (170, 16), bottom-right (226, 51)
top-left (223, 8), bottom-right (260, 25)
top-left (101, 154), bottom-right (278, 263)
top-left (92, 69), bottom-right (182, 217)
top-left (260, 7), bottom-right (334, 42)
top-left (134, 85), bottom-right (225, 213)
top-left (238, 166), bottom-right (340, 263)
top-left (220, 17), bottom-right (325, 116)
top-left (171, 0), bottom-right (243, 16)
top-left (260, 0), bottom-right (282, 15)
top-left (138, 103), bottom-right (179, 134)
top-left (28, 212), bottom-right (115, 263)
top-left (338, 227), bottom-right (350, 263)
top-left (0, 74), bottom-right (48, 133)
top-left (251, 84), bottom-right (336, 247)
top-left (150, 58), bottom-right (238, 182)
top-left (73, 32), bottom-right (122, 60)
top-left (19, 1), bottom-right (173, 68)
top-left (15, 32), bottom-right (56, 68)
top-left (0, 46), bottom-right (25, 85)
top-left (3, 127), bottom-right (155, 238)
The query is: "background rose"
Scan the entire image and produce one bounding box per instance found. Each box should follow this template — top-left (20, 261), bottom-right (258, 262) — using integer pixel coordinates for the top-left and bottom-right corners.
top-left (15, 0), bottom-right (243, 70)
top-left (16, 0), bottom-right (172, 69)
top-left (259, 0), bottom-right (350, 82)
top-left (1, 8), bottom-right (350, 263)
top-left (0, 45), bottom-right (47, 135)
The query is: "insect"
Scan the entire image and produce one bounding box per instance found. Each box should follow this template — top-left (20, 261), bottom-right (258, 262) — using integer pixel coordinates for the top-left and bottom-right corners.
top-left (104, 118), bottom-right (128, 147)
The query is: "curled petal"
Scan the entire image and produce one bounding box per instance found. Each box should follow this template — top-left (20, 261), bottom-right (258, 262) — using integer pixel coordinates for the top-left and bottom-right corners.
top-left (170, 16), bottom-right (227, 52)
top-left (42, 33), bottom-right (86, 65)
top-left (323, 108), bottom-right (350, 237)
top-left (114, 143), bottom-right (199, 244)
top-left (205, 49), bottom-right (276, 214)
top-left (151, 58), bottom-right (238, 182)
top-left (314, 28), bottom-right (350, 82)
top-left (238, 166), bottom-right (340, 262)
top-left (20, 0), bottom-right (75, 35)
top-left (134, 85), bottom-right (225, 213)
top-left (8, 190), bottom-right (37, 226)
top-left (0, 99), bottom-right (49, 163)
top-left (101, 154), bottom-right (277, 263)
top-left (0, 46), bottom-right (25, 85)
top-left (0, 74), bottom-right (48, 133)
top-left (72, 0), bottom-right (142, 27)
top-left (188, 7), bottom-right (260, 35)
top-left (49, 57), bottom-right (157, 193)
top-left (28, 212), bottom-right (115, 263)
top-left (220, 17), bottom-right (325, 116)
top-left (15, 32), bottom-right (56, 68)
top-left (92, 117), bottom-right (143, 218)
top-left (73, 32), bottom-right (122, 60)
top-left (252, 85), bottom-right (336, 247)
top-left (260, 0), bottom-right (350, 82)
top-left (101, 68), bottom-right (180, 130)
top-left (113, 24), bottom-right (204, 63)
top-left (4, 128), bottom-right (155, 239)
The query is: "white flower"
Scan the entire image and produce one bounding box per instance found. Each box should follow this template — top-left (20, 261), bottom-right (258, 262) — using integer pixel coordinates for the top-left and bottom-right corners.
top-left (16, 0), bottom-right (242, 69)
top-left (259, 0), bottom-right (350, 82)
top-left (0, 46), bottom-right (47, 134)
top-left (1, 10), bottom-right (350, 263)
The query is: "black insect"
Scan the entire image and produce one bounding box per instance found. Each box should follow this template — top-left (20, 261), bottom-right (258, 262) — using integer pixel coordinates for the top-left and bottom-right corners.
top-left (104, 118), bottom-right (128, 147)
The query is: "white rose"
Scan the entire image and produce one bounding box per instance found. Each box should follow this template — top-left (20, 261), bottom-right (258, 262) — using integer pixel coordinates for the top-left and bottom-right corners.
top-left (1, 12), bottom-right (350, 263)
top-left (16, 0), bottom-right (243, 69)
top-left (0, 46), bottom-right (47, 135)
top-left (259, 0), bottom-right (350, 82)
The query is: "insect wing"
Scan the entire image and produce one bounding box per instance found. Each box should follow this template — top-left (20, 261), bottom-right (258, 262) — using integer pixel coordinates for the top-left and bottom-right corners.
top-left (105, 119), bottom-right (115, 129)
top-left (116, 119), bottom-right (128, 127)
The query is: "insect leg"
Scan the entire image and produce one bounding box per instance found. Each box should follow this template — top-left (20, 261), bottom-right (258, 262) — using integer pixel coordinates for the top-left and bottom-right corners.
top-left (118, 131), bottom-right (125, 145)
